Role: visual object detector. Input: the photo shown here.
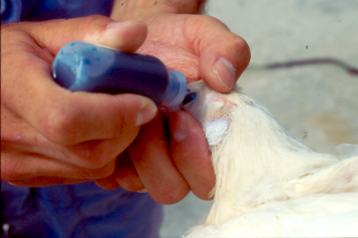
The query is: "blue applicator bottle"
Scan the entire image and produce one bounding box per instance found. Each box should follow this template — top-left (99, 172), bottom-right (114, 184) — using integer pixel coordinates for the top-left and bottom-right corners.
top-left (52, 41), bottom-right (188, 109)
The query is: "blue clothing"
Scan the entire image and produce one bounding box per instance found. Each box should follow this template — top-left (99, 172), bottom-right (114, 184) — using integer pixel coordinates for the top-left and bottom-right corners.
top-left (2, 182), bottom-right (162, 238)
top-left (1, 0), bottom-right (114, 24)
top-left (1, 1), bottom-right (163, 237)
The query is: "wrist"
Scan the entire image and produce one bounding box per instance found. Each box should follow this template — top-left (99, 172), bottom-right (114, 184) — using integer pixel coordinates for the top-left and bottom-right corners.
top-left (110, 0), bottom-right (206, 21)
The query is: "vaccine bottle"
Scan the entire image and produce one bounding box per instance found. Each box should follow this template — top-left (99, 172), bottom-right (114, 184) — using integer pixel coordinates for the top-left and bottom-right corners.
top-left (52, 41), bottom-right (187, 109)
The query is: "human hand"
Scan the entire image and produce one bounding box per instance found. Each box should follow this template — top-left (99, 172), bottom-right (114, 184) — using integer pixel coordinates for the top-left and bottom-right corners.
top-left (93, 40), bottom-right (218, 203)
top-left (1, 16), bottom-right (157, 186)
top-left (111, 1), bottom-right (251, 92)
top-left (104, 9), bottom-right (250, 204)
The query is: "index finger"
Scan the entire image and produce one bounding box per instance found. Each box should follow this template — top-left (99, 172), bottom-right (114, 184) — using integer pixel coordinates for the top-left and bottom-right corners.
top-left (26, 15), bottom-right (148, 54)
top-left (145, 14), bottom-right (251, 93)
top-left (168, 111), bottom-right (215, 200)
top-left (1, 16), bottom-right (157, 145)
top-left (195, 16), bottom-right (251, 93)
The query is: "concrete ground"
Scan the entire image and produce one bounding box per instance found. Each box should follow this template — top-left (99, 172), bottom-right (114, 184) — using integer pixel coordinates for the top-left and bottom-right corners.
top-left (160, 1), bottom-right (358, 237)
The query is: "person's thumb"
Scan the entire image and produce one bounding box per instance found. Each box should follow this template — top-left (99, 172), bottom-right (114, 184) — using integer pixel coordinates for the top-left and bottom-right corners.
top-left (26, 15), bottom-right (148, 54)
top-left (1, 15), bottom-right (155, 145)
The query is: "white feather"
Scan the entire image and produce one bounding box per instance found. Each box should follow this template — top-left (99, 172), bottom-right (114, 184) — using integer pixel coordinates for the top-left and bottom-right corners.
top-left (204, 118), bottom-right (229, 146)
top-left (182, 81), bottom-right (358, 237)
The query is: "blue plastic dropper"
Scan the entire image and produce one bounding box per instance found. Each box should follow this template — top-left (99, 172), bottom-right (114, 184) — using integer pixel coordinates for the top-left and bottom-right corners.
top-left (52, 41), bottom-right (188, 110)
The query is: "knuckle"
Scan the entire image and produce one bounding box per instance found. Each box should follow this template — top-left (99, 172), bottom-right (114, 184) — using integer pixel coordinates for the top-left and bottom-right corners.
top-left (67, 140), bottom-right (119, 169)
top-left (201, 15), bottom-right (225, 26)
top-left (221, 37), bottom-right (250, 73)
top-left (236, 39), bottom-right (251, 66)
top-left (39, 106), bottom-right (78, 144)
top-left (95, 165), bottom-right (115, 178)
top-left (227, 36), bottom-right (249, 54)
top-left (77, 147), bottom-right (114, 169)
top-left (114, 167), bottom-right (144, 192)
top-left (81, 162), bottom-right (115, 179)
top-left (1, 154), bottom-right (27, 181)
top-left (87, 156), bottom-right (113, 170)
top-left (84, 158), bottom-right (108, 169)
top-left (111, 97), bottom-right (141, 138)
top-left (155, 185), bottom-right (189, 205)
top-left (119, 177), bottom-right (143, 192)
top-left (113, 110), bottom-right (128, 137)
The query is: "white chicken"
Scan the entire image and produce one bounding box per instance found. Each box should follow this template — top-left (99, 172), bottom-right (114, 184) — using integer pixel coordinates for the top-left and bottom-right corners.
top-left (182, 80), bottom-right (358, 237)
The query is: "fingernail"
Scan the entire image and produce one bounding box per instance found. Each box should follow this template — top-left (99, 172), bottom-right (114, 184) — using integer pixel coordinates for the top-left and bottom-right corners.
top-left (135, 99), bottom-right (157, 126)
top-left (137, 188), bottom-right (148, 193)
top-left (103, 21), bottom-right (145, 49)
top-left (213, 57), bottom-right (236, 90)
top-left (106, 21), bottom-right (124, 29)
top-left (104, 21), bottom-right (127, 37)
top-left (106, 20), bottom-right (142, 29)
top-left (103, 21), bottom-right (132, 46)
top-left (172, 112), bottom-right (188, 143)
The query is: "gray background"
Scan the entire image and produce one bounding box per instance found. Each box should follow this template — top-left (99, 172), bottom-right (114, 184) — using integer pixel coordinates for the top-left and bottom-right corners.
top-left (160, 1), bottom-right (358, 237)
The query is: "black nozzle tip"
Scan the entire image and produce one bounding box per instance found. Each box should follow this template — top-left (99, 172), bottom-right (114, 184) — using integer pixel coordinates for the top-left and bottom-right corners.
top-left (183, 92), bottom-right (197, 105)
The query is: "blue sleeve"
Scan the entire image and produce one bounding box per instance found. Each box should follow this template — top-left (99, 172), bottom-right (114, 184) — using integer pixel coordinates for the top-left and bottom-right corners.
top-left (1, 0), bottom-right (114, 25)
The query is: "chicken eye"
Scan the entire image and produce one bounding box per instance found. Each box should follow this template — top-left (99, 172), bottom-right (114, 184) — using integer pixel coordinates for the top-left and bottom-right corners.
top-left (183, 92), bottom-right (197, 105)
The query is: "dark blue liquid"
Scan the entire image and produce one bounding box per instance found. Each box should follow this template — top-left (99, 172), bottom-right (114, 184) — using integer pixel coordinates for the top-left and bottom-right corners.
top-left (52, 42), bottom-right (169, 105)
